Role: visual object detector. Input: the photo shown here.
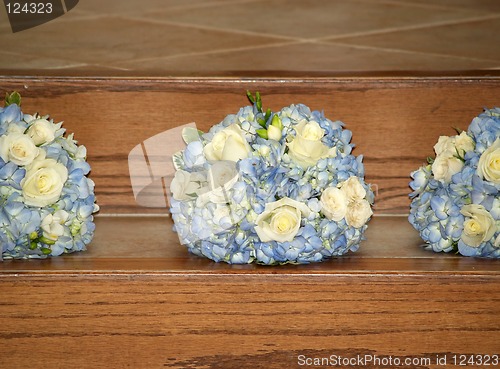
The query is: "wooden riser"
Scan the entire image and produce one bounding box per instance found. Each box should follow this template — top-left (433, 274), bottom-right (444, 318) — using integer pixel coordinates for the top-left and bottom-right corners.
top-left (1, 76), bottom-right (499, 214)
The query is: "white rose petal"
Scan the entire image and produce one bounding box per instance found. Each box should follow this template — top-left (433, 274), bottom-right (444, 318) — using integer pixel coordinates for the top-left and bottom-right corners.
top-left (27, 118), bottom-right (57, 145)
top-left (170, 170), bottom-right (207, 201)
top-left (460, 204), bottom-right (496, 247)
top-left (0, 133), bottom-right (39, 166)
top-left (301, 120), bottom-right (324, 140)
top-left (287, 120), bottom-right (336, 168)
top-left (204, 124), bottom-right (251, 162)
top-left (205, 161), bottom-right (239, 204)
top-left (21, 153), bottom-right (68, 207)
top-left (346, 200), bottom-right (373, 228)
top-left (41, 210), bottom-right (69, 241)
top-left (454, 131), bottom-right (475, 155)
top-left (432, 153), bottom-right (464, 182)
top-left (477, 138), bottom-right (500, 184)
top-left (208, 160), bottom-right (238, 189)
top-left (433, 136), bottom-right (455, 156)
top-left (255, 197), bottom-right (310, 242)
top-left (320, 187), bottom-right (347, 221)
top-left (341, 176), bottom-right (367, 202)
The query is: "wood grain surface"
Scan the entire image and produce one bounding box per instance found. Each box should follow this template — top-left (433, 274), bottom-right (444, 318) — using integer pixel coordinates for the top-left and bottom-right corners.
top-left (1, 77), bottom-right (499, 369)
top-left (1, 76), bottom-right (499, 214)
top-left (1, 217), bottom-right (499, 274)
top-left (1, 217), bottom-right (499, 368)
top-left (1, 274), bottom-right (498, 369)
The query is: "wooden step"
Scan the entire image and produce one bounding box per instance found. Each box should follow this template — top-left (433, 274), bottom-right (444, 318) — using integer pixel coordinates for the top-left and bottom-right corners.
top-left (1, 75), bottom-right (499, 368)
top-left (1, 216), bottom-right (499, 368)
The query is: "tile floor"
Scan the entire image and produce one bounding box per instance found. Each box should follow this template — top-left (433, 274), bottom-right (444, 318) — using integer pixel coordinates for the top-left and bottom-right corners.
top-left (0, 0), bottom-right (500, 76)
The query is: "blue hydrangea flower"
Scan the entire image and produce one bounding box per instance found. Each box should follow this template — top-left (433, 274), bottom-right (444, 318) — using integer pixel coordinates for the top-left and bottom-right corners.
top-left (170, 93), bottom-right (374, 264)
top-left (409, 108), bottom-right (500, 258)
top-left (0, 96), bottom-right (99, 260)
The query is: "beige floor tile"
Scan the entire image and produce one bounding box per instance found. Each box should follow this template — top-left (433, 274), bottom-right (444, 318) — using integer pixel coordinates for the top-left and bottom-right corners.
top-left (0, 51), bottom-right (86, 70)
top-left (0, 16), bottom-right (284, 65)
top-left (1, 0), bottom-right (498, 75)
top-left (113, 42), bottom-right (497, 76)
top-left (144, 0), bottom-right (487, 39)
top-left (387, 0), bottom-right (500, 12)
top-left (77, 0), bottom-right (210, 16)
top-left (329, 17), bottom-right (500, 63)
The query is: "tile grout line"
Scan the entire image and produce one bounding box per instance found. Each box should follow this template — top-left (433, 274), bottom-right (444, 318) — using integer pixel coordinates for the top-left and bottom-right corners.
top-left (143, 0), bottom-right (266, 13)
top-left (112, 40), bottom-right (308, 68)
top-left (75, 0), bottom-right (266, 16)
top-left (120, 14), bottom-right (308, 43)
top-left (355, 0), bottom-right (499, 13)
top-left (315, 13), bottom-right (500, 42)
top-left (117, 12), bottom-right (500, 55)
top-left (366, 0), bottom-right (500, 13)
top-left (316, 40), bottom-right (500, 65)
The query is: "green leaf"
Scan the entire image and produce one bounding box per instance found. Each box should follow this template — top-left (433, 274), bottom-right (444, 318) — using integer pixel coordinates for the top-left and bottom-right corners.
top-left (29, 242), bottom-right (38, 250)
top-left (452, 126), bottom-right (463, 135)
top-left (426, 157), bottom-right (435, 164)
top-left (264, 108), bottom-right (271, 122)
top-left (181, 127), bottom-right (201, 144)
top-left (257, 118), bottom-right (266, 128)
top-left (454, 147), bottom-right (466, 162)
top-left (246, 90), bottom-right (255, 103)
top-left (5, 91), bottom-right (21, 106)
top-left (271, 114), bottom-right (283, 130)
top-left (41, 247), bottom-right (52, 255)
top-left (172, 151), bottom-right (184, 171)
top-left (256, 129), bottom-right (268, 139)
top-left (40, 236), bottom-right (56, 245)
top-left (255, 91), bottom-right (262, 112)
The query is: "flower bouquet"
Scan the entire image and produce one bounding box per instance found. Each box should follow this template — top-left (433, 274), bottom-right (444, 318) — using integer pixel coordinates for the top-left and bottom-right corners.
top-left (0, 92), bottom-right (99, 260)
top-left (169, 92), bottom-right (373, 264)
top-left (409, 108), bottom-right (500, 258)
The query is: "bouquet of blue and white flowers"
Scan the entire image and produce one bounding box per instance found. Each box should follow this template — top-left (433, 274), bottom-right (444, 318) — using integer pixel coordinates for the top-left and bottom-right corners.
top-left (0, 92), bottom-right (99, 260)
top-left (409, 108), bottom-right (500, 258)
top-left (169, 92), bottom-right (374, 264)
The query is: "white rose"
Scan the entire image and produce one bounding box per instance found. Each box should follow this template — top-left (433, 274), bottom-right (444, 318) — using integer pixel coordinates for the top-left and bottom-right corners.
top-left (431, 153), bottom-right (464, 182)
top-left (454, 131), bottom-right (474, 155)
top-left (346, 200), bottom-right (373, 228)
top-left (287, 120), bottom-right (336, 168)
top-left (170, 170), bottom-right (207, 201)
top-left (27, 119), bottom-right (57, 145)
top-left (204, 124), bottom-right (251, 162)
top-left (477, 138), bottom-right (500, 184)
top-left (0, 132), bottom-right (39, 166)
top-left (205, 161), bottom-right (239, 204)
top-left (341, 176), bottom-right (366, 202)
top-left (433, 136), bottom-right (455, 156)
top-left (255, 197), bottom-right (311, 242)
top-left (41, 210), bottom-right (69, 241)
top-left (320, 187), bottom-right (347, 221)
top-left (460, 204), bottom-right (496, 247)
top-left (21, 154), bottom-right (68, 207)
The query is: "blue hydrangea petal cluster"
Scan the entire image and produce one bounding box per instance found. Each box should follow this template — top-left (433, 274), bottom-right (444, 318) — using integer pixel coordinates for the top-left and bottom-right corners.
top-left (409, 108), bottom-right (500, 258)
top-left (170, 94), bottom-right (374, 264)
top-left (0, 96), bottom-right (99, 260)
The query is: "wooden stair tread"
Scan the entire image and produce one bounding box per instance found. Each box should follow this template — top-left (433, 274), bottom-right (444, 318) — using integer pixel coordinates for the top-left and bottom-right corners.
top-left (1, 217), bottom-right (498, 275)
